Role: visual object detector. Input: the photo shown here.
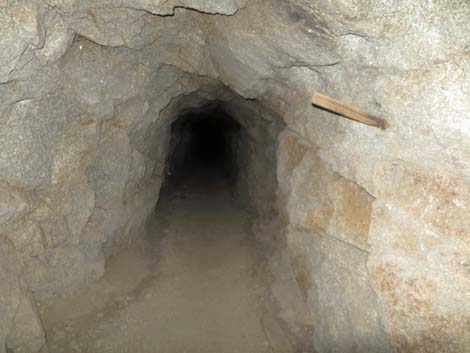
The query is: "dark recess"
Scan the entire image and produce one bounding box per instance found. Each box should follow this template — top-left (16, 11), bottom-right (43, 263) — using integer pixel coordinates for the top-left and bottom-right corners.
top-left (165, 106), bottom-right (242, 188)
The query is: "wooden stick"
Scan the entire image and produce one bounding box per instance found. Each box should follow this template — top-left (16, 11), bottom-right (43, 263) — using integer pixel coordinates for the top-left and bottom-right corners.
top-left (311, 92), bottom-right (388, 130)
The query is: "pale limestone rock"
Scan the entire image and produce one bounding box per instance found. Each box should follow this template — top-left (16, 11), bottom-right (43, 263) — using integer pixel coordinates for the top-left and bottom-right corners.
top-left (287, 227), bottom-right (392, 353)
top-left (0, 184), bottom-right (32, 227)
top-left (0, 0), bottom-right (468, 351)
top-left (278, 131), bottom-right (373, 250)
top-left (0, 1), bottom-right (40, 83)
top-left (372, 160), bottom-right (470, 244)
top-left (115, 96), bottom-right (151, 133)
top-left (6, 295), bottom-right (45, 353)
top-left (0, 238), bottom-right (21, 353)
top-left (0, 101), bottom-right (51, 189)
top-left (52, 171), bottom-right (96, 240)
top-left (44, 0), bottom-right (241, 16)
top-left (368, 201), bottom-right (470, 353)
top-left (39, 215), bottom-right (70, 249)
top-left (23, 245), bottom-right (105, 305)
top-left (35, 10), bottom-right (74, 65)
top-left (86, 126), bottom-right (132, 209)
top-left (0, 238), bottom-right (45, 353)
top-left (3, 218), bottom-right (45, 256)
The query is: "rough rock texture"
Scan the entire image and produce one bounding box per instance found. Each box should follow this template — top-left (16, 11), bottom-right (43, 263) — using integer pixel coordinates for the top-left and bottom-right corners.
top-left (204, 2), bottom-right (469, 352)
top-left (277, 131), bottom-right (392, 352)
top-left (0, 0), bottom-right (469, 352)
top-left (368, 201), bottom-right (470, 353)
top-left (0, 238), bottom-right (45, 353)
top-left (278, 131), bottom-right (374, 251)
top-left (225, 97), bottom-right (283, 217)
top-left (287, 227), bottom-right (392, 353)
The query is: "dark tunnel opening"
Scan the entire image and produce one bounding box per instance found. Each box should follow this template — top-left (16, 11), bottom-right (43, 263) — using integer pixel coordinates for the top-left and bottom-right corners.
top-left (164, 106), bottom-right (243, 189)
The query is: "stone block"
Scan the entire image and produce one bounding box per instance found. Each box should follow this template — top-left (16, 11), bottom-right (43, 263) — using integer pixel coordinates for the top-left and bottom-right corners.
top-left (287, 227), bottom-right (392, 353)
top-left (373, 161), bottom-right (470, 244)
top-left (0, 238), bottom-right (45, 353)
top-left (0, 184), bottom-right (32, 227)
top-left (368, 201), bottom-right (470, 353)
top-left (6, 295), bottom-right (45, 353)
top-left (278, 132), bottom-right (373, 250)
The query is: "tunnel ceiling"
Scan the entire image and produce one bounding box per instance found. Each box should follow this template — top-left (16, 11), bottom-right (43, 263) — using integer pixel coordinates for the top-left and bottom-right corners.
top-left (1, 1), bottom-right (469, 352)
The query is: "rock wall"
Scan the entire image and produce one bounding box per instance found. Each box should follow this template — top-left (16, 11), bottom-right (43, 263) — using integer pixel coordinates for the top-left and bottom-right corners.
top-left (203, 1), bottom-right (470, 352)
top-left (224, 97), bottom-right (283, 218)
top-left (202, 1), bottom-right (470, 352)
top-left (0, 3), bottom-right (242, 351)
top-left (0, 238), bottom-right (45, 353)
top-left (0, 0), bottom-right (469, 352)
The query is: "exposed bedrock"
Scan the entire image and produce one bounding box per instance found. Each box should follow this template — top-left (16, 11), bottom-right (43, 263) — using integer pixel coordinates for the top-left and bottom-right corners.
top-left (0, 0), bottom-right (469, 352)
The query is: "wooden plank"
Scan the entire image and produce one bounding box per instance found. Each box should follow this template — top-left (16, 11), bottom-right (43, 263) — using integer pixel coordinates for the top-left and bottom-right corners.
top-left (311, 91), bottom-right (388, 130)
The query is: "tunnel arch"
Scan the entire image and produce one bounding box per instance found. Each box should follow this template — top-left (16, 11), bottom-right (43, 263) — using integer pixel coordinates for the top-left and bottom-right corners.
top-left (165, 104), bottom-right (243, 184)
top-left (0, 2), bottom-right (468, 352)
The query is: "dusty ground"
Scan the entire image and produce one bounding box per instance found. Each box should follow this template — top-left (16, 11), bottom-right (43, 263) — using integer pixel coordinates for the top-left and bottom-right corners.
top-left (39, 172), bottom-right (296, 353)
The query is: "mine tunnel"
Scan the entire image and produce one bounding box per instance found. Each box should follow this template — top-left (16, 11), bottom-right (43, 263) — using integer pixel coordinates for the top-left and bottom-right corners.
top-left (164, 106), bottom-right (242, 188)
top-left (1, 2), bottom-right (468, 353)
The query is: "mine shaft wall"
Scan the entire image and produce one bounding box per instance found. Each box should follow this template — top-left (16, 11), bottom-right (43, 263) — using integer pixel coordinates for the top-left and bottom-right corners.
top-left (203, 2), bottom-right (470, 352)
top-left (0, 1), bottom-right (469, 353)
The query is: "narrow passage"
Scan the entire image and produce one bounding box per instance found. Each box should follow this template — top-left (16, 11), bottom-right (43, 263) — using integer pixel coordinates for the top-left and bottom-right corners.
top-left (41, 150), bottom-right (290, 353)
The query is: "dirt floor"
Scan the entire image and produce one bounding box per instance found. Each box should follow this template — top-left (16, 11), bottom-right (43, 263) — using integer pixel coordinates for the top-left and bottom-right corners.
top-left (39, 172), bottom-right (296, 353)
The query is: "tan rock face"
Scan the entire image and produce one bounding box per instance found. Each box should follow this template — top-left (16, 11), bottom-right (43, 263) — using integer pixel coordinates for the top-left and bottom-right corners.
top-left (373, 161), bottom-right (470, 244)
top-left (365, 161), bottom-right (470, 352)
top-left (286, 227), bottom-right (393, 353)
top-left (277, 131), bottom-right (393, 352)
top-left (0, 238), bottom-right (45, 353)
top-left (0, 183), bottom-right (33, 228)
top-left (332, 177), bottom-right (373, 249)
top-left (281, 132), bottom-right (311, 176)
top-left (6, 294), bottom-right (46, 353)
top-left (368, 202), bottom-right (470, 353)
top-left (278, 131), bottom-right (373, 250)
top-left (278, 127), bottom-right (470, 353)
top-left (0, 0), bottom-right (468, 351)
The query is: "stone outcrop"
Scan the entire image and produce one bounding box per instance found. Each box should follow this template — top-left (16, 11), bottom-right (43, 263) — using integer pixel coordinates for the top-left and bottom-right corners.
top-left (0, 238), bottom-right (45, 353)
top-left (0, 0), bottom-right (468, 351)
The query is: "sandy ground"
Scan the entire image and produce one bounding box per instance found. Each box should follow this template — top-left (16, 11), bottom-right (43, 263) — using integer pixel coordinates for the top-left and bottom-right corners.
top-left (40, 173), bottom-right (295, 353)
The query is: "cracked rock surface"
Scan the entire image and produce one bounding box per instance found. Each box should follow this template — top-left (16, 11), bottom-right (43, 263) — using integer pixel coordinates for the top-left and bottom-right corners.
top-left (0, 0), bottom-right (469, 352)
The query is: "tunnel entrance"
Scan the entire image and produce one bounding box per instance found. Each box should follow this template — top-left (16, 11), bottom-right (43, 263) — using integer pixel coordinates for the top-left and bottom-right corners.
top-left (41, 101), bottom-right (300, 352)
top-left (164, 106), bottom-right (243, 190)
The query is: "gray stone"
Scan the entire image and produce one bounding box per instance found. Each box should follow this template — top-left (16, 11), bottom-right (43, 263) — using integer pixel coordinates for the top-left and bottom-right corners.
top-left (39, 215), bottom-right (71, 248)
top-left (0, 184), bottom-right (32, 227)
top-left (35, 10), bottom-right (74, 65)
top-left (0, 238), bottom-right (21, 353)
top-left (0, 1), bottom-right (41, 83)
top-left (0, 238), bottom-right (45, 353)
top-left (287, 227), bottom-right (393, 353)
top-left (43, 0), bottom-right (241, 16)
top-left (6, 294), bottom-right (45, 353)
top-left (0, 101), bottom-right (51, 189)
top-left (3, 217), bottom-right (45, 256)
top-left (0, 1), bottom-right (468, 351)
top-left (86, 125), bottom-right (132, 209)
top-left (23, 244), bottom-right (105, 306)
top-left (368, 201), bottom-right (470, 353)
